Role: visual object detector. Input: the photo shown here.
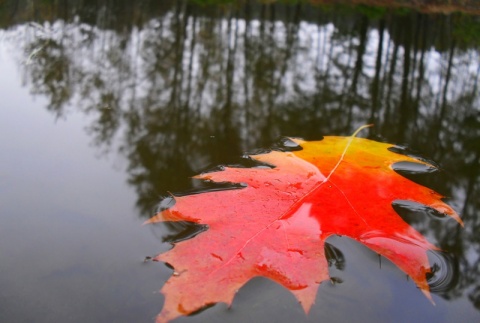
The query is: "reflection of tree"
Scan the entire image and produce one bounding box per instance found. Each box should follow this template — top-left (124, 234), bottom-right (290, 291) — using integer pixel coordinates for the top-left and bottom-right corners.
top-left (5, 0), bottom-right (480, 310)
top-left (23, 26), bottom-right (73, 116)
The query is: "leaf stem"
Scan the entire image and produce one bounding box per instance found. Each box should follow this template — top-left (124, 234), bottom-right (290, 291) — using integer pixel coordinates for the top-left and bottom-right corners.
top-left (324, 124), bottom-right (373, 182)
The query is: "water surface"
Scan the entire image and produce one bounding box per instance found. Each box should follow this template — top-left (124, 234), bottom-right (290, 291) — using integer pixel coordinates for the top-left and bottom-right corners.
top-left (0, 1), bottom-right (479, 322)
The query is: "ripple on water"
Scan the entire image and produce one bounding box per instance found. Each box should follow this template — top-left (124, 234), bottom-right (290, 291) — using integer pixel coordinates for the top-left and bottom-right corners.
top-left (427, 250), bottom-right (459, 294)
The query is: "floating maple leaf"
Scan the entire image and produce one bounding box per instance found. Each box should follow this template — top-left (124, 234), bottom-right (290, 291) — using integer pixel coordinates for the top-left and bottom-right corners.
top-left (146, 126), bottom-right (462, 322)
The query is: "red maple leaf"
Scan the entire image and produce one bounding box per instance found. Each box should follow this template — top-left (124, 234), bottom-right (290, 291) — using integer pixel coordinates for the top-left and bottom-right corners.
top-left (146, 127), bottom-right (462, 322)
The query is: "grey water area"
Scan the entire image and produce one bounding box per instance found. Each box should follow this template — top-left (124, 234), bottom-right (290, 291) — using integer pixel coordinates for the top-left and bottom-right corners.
top-left (0, 1), bottom-right (479, 322)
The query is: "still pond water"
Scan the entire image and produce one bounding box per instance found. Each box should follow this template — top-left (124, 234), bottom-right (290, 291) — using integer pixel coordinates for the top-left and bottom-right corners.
top-left (0, 1), bottom-right (479, 322)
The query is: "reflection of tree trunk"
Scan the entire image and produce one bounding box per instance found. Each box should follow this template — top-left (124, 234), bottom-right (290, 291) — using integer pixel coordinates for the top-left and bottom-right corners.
top-left (432, 40), bottom-right (456, 156)
top-left (345, 15), bottom-right (368, 132)
top-left (314, 21), bottom-right (329, 129)
top-left (273, 2), bottom-right (300, 102)
top-left (322, 23), bottom-right (335, 98)
top-left (439, 40), bottom-right (456, 122)
top-left (350, 15), bottom-right (368, 95)
top-left (316, 23), bottom-right (324, 72)
top-left (337, 24), bottom-right (356, 130)
top-left (195, 16), bottom-right (215, 114)
top-left (185, 14), bottom-right (197, 113)
top-left (243, 1), bottom-right (252, 147)
top-left (473, 65), bottom-right (480, 96)
top-left (170, 1), bottom-right (187, 110)
top-left (462, 153), bottom-right (480, 219)
top-left (260, 4), bottom-right (266, 35)
top-left (398, 19), bottom-right (412, 142)
top-left (382, 23), bottom-right (399, 135)
top-left (369, 18), bottom-right (385, 125)
top-left (414, 15), bottom-right (428, 114)
top-left (218, 10), bottom-right (240, 156)
top-left (267, 4), bottom-right (276, 137)
top-left (463, 64), bottom-right (480, 118)
top-left (225, 13), bottom-right (237, 111)
top-left (409, 14), bottom-right (421, 91)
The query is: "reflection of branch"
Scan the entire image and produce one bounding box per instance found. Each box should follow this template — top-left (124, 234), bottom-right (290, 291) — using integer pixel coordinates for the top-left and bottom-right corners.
top-left (25, 22), bottom-right (51, 65)
top-left (25, 40), bottom-right (49, 65)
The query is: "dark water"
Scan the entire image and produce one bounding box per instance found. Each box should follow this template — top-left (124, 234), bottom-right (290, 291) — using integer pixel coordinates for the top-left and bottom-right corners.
top-left (0, 1), bottom-right (479, 322)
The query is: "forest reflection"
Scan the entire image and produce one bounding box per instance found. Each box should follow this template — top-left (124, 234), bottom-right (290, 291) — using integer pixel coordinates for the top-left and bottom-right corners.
top-left (3, 0), bottom-right (479, 311)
